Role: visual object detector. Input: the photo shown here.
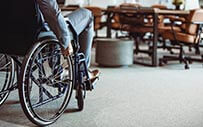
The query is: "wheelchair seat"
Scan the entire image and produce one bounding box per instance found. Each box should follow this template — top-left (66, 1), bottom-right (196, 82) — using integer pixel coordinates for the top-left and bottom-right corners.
top-left (1, 0), bottom-right (40, 56)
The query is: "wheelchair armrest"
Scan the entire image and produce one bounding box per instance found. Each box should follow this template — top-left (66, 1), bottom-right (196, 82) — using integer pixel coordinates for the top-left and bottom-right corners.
top-left (37, 31), bottom-right (57, 42)
top-left (168, 16), bottom-right (186, 23)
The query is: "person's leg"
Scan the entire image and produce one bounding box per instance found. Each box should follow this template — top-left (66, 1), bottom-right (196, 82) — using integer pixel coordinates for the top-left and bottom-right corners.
top-left (66, 8), bottom-right (99, 84)
top-left (66, 8), bottom-right (94, 67)
top-left (78, 18), bottom-right (94, 68)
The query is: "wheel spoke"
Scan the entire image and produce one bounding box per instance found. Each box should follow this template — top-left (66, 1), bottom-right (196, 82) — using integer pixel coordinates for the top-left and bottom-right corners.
top-left (0, 62), bottom-right (11, 70)
top-left (30, 75), bottom-right (54, 99)
top-left (34, 59), bottom-right (46, 77)
top-left (31, 92), bottom-right (65, 108)
top-left (0, 55), bottom-right (5, 61)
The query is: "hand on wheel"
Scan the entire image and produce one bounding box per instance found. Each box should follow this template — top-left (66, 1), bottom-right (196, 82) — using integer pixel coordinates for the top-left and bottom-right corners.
top-left (62, 43), bottom-right (73, 56)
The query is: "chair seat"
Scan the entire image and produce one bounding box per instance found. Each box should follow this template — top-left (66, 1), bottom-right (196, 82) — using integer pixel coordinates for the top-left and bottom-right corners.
top-left (158, 26), bottom-right (182, 33)
top-left (111, 22), bottom-right (121, 30)
top-left (162, 31), bottom-right (197, 44)
top-left (95, 24), bottom-right (101, 30)
top-left (121, 25), bottom-right (153, 33)
top-left (112, 22), bottom-right (183, 35)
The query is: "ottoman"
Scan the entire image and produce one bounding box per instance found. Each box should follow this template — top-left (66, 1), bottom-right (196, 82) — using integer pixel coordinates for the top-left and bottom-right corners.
top-left (95, 38), bottom-right (134, 66)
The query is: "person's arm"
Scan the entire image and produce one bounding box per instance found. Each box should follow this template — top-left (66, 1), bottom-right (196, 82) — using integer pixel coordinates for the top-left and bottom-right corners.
top-left (36, 0), bottom-right (70, 49)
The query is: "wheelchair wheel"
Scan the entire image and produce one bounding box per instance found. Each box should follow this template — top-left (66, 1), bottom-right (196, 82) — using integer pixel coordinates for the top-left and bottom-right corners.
top-left (0, 54), bottom-right (15, 106)
top-left (19, 39), bottom-right (74, 126)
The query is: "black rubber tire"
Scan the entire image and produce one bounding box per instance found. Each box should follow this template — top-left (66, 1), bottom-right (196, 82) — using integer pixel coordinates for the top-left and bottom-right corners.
top-left (77, 87), bottom-right (84, 111)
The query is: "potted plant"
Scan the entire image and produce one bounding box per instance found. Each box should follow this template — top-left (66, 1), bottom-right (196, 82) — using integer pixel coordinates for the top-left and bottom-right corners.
top-left (172, 0), bottom-right (184, 10)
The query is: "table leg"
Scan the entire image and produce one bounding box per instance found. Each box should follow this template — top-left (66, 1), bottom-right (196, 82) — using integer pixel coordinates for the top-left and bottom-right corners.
top-left (152, 13), bottom-right (158, 67)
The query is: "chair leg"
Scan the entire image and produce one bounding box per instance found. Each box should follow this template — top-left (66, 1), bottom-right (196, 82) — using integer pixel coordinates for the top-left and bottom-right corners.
top-left (159, 45), bottom-right (189, 69)
top-left (134, 36), bottom-right (140, 54)
top-left (195, 45), bottom-right (200, 55)
top-left (179, 45), bottom-right (184, 63)
top-left (162, 40), bottom-right (175, 54)
top-left (185, 55), bottom-right (203, 64)
top-left (95, 30), bottom-right (98, 38)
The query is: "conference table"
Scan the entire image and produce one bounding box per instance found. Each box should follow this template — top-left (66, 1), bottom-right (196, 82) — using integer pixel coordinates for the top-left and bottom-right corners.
top-left (105, 6), bottom-right (189, 67)
top-left (60, 5), bottom-right (189, 67)
top-left (60, 5), bottom-right (79, 11)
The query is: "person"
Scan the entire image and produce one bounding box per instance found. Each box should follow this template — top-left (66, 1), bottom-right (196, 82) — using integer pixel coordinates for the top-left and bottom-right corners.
top-left (36, 0), bottom-right (99, 82)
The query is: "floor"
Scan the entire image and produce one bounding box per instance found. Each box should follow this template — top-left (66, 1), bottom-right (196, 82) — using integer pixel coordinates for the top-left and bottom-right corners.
top-left (0, 47), bottom-right (203, 127)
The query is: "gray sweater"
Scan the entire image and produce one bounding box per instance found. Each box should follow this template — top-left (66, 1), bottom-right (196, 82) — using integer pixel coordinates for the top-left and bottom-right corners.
top-left (36, 0), bottom-right (70, 48)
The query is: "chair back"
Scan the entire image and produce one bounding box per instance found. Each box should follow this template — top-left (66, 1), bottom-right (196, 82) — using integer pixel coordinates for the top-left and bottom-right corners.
top-left (85, 6), bottom-right (102, 30)
top-left (112, 3), bottom-right (142, 25)
top-left (57, 0), bottom-right (65, 4)
top-left (1, 0), bottom-right (39, 55)
top-left (186, 9), bottom-right (203, 35)
top-left (119, 3), bottom-right (141, 8)
top-left (151, 4), bottom-right (167, 10)
top-left (119, 3), bottom-right (143, 26)
top-left (151, 4), bottom-right (167, 27)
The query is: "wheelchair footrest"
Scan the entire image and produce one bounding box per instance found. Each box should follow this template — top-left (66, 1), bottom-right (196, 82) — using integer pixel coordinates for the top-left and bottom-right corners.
top-left (73, 77), bottom-right (99, 91)
top-left (85, 77), bottom-right (99, 91)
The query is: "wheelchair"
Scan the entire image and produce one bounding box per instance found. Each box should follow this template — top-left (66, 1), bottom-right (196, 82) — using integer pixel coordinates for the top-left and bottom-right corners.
top-left (0, 0), bottom-right (95, 126)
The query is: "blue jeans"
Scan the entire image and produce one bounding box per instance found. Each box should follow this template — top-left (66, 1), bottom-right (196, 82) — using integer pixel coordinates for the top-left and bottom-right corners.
top-left (66, 8), bottom-right (94, 68)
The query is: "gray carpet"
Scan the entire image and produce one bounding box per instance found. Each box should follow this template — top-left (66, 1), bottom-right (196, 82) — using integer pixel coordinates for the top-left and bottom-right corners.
top-left (0, 49), bottom-right (203, 127)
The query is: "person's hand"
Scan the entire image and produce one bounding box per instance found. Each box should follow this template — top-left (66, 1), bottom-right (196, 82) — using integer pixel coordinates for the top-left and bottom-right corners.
top-left (62, 43), bottom-right (73, 57)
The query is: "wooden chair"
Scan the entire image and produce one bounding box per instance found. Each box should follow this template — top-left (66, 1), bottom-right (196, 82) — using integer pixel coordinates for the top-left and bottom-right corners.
top-left (110, 3), bottom-right (142, 38)
top-left (116, 4), bottom-right (156, 56)
top-left (57, 0), bottom-right (65, 5)
top-left (149, 4), bottom-right (182, 51)
top-left (159, 9), bottom-right (203, 69)
top-left (85, 6), bottom-right (106, 38)
top-left (117, 5), bottom-right (166, 56)
top-left (148, 4), bottom-right (167, 28)
top-left (118, 4), bottom-right (175, 55)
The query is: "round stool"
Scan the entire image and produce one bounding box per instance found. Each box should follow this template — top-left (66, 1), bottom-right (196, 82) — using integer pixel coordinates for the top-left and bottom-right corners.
top-left (95, 38), bottom-right (134, 66)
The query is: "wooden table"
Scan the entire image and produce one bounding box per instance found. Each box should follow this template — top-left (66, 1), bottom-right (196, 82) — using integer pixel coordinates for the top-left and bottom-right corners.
top-left (60, 5), bottom-right (107, 12)
top-left (156, 9), bottom-right (189, 16)
top-left (60, 6), bottom-right (79, 12)
top-left (106, 7), bottom-right (189, 67)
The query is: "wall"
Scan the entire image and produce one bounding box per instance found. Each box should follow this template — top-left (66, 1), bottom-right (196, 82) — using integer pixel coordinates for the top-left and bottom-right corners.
top-left (184, 0), bottom-right (200, 10)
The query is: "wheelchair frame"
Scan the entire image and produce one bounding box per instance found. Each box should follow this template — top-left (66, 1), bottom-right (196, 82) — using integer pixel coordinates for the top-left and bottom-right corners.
top-left (0, 22), bottom-right (92, 126)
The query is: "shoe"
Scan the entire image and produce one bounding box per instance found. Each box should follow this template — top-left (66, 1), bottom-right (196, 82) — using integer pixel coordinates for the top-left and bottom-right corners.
top-left (88, 69), bottom-right (100, 80)
top-left (86, 69), bottom-right (100, 90)
top-left (74, 69), bottom-right (101, 90)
